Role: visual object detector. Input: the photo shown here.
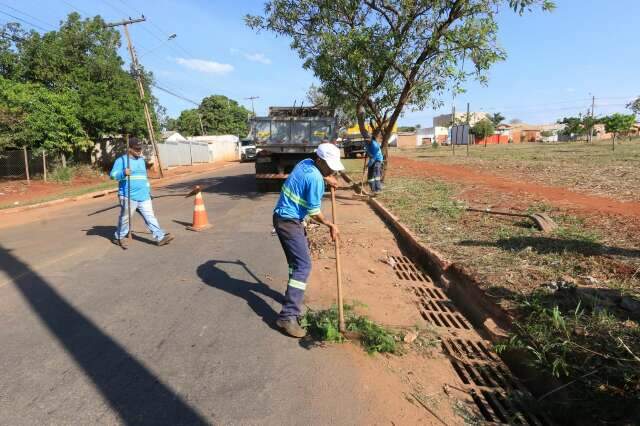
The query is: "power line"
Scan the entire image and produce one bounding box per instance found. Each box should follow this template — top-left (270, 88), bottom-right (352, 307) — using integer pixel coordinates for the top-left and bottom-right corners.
top-left (151, 82), bottom-right (200, 106)
top-left (0, 3), bottom-right (55, 29)
top-left (0, 10), bottom-right (50, 32)
top-left (59, 0), bottom-right (91, 17)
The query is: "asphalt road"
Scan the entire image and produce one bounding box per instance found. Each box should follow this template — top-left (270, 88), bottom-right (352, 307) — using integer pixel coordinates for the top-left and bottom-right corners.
top-left (0, 163), bottom-right (374, 425)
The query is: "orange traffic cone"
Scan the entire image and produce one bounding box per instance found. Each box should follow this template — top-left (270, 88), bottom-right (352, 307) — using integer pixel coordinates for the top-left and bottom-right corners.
top-left (187, 190), bottom-right (212, 231)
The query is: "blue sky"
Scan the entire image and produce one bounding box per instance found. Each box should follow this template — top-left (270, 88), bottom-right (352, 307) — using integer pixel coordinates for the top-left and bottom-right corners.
top-left (2, 0), bottom-right (638, 126)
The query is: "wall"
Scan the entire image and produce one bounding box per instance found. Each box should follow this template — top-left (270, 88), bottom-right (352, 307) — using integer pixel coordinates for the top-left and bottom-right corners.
top-left (397, 132), bottom-right (417, 148)
top-left (156, 140), bottom-right (210, 168)
top-left (189, 135), bottom-right (240, 162)
top-left (475, 134), bottom-right (509, 145)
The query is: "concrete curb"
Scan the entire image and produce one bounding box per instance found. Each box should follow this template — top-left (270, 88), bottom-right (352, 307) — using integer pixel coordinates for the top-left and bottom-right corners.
top-left (367, 197), bottom-right (512, 341)
top-left (0, 162), bottom-right (236, 216)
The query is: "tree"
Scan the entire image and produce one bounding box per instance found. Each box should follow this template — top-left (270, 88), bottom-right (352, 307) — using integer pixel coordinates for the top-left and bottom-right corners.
top-left (0, 77), bottom-right (90, 153)
top-left (175, 95), bottom-right (252, 137)
top-left (489, 112), bottom-right (505, 126)
top-left (471, 118), bottom-right (495, 146)
top-left (1, 14), bottom-right (151, 139)
top-left (247, 0), bottom-right (553, 167)
top-left (601, 113), bottom-right (635, 151)
top-left (628, 96), bottom-right (640, 116)
top-left (306, 84), bottom-right (354, 131)
top-left (398, 126), bottom-right (416, 132)
top-left (557, 115), bottom-right (596, 141)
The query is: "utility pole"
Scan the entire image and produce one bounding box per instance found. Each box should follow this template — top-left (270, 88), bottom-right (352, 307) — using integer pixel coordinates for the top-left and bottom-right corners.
top-left (466, 102), bottom-right (470, 157)
top-left (245, 96), bottom-right (259, 116)
top-left (198, 113), bottom-right (205, 136)
top-left (589, 95), bottom-right (595, 143)
top-left (451, 104), bottom-right (456, 156)
top-left (107, 17), bottom-right (164, 177)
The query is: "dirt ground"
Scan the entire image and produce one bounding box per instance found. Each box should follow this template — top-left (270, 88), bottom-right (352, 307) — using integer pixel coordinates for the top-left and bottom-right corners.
top-left (302, 192), bottom-right (487, 425)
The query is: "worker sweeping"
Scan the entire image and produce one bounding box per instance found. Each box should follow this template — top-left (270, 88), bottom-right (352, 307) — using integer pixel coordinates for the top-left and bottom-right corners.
top-left (365, 133), bottom-right (384, 194)
top-left (273, 143), bottom-right (345, 338)
top-left (109, 137), bottom-right (174, 248)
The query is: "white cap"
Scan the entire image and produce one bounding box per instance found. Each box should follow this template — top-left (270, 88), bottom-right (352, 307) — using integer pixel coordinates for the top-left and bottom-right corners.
top-left (316, 143), bottom-right (345, 171)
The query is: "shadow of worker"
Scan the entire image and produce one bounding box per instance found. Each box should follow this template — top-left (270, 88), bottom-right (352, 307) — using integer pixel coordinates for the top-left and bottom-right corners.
top-left (0, 245), bottom-right (208, 425)
top-left (196, 260), bottom-right (284, 331)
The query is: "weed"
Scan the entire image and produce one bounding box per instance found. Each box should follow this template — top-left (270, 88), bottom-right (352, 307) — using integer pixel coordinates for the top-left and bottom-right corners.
top-left (50, 166), bottom-right (75, 183)
top-left (496, 292), bottom-right (640, 423)
top-left (301, 304), bottom-right (398, 354)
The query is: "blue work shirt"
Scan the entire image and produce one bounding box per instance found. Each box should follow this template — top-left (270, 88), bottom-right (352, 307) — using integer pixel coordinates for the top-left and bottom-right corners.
top-left (366, 138), bottom-right (384, 166)
top-left (274, 158), bottom-right (325, 221)
top-left (110, 155), bottom-right (151, 201)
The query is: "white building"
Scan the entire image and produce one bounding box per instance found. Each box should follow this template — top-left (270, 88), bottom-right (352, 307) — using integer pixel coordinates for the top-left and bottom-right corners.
top-left (188, 135), bottom-right (240, 162)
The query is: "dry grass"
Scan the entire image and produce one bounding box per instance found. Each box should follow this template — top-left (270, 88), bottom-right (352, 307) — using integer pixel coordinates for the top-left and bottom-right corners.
top-left (394, 138), bottom-right (640, 202)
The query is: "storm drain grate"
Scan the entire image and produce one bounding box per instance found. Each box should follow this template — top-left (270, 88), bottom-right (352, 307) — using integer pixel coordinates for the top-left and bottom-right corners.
top-left (470, 390), bottom-right (549, 425)
top-left (389, 256), bottom-right (432, 282)
top-left (421, 299), bottom-right (458, 313)
top-left (419, 309), bottom-right (471, 330)
top-left (450, 359), bottom-right (521, 390)
top-left (442, 338), bottom-right (499, 362)
top-left (412, 285), bottom-right (447, 300)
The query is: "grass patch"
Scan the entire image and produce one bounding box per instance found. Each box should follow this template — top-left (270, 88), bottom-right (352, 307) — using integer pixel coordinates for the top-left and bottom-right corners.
top-left (49, 166), bottom-right (75, 182)
top-left (301, 304), bottom-right (398, 354)
top-left (496, 292), bottom-right (640, 424)
top-left (0, 181), bottom-right (115, 210)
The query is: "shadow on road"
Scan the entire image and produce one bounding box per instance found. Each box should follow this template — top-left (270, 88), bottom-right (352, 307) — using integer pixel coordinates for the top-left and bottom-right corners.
top-left (197, 259), bottom-right (283, 331)
top-left (164, 174), bottom-right (266, 200)
top-left (0, 245), bottom-right (208, 425)
top-left (83, 225), bottom-right (157, 245)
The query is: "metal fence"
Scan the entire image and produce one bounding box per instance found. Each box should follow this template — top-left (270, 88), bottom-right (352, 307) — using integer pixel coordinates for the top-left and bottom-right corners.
top-left (156, 140), bottom-right (210, 168)
top-left (0, 148), bottom-right (57, 180)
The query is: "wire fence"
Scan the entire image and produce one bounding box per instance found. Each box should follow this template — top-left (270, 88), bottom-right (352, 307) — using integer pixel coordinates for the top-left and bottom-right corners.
top-left (0, 148), bottom-right (59, 181)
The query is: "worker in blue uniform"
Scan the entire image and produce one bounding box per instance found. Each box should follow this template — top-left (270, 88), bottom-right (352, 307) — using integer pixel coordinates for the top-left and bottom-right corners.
top-left (109, 138), bottom-right (173, 248)
top-left (365, 134), bottom-right (384, 194)
top-left (273, 143), bottom-right (345, 338)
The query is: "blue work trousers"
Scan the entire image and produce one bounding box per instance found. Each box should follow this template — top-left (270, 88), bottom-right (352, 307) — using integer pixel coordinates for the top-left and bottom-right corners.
top-left (368, 161), bottom-right (383, 193)
top-left (115, 196), bottom-right (166, 241)
top-left (273, 214), bottom-right (312, 320)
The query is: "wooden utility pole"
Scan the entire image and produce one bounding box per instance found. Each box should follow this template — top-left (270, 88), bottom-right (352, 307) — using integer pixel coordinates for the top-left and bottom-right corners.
top-left (466, 102), bottom-right (470, 157)
top-left (107, 17), bottom-right (164, 177)
top-left (589, 95), bottom-right (595, 143)
top-left (244, 96), bottom-right (259, 116)
top-left (451, 104), bottom-right (456, 156)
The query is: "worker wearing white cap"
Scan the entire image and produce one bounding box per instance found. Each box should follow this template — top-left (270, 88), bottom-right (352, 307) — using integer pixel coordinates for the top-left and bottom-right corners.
top-left (272, 143), bottom-right (345, 338)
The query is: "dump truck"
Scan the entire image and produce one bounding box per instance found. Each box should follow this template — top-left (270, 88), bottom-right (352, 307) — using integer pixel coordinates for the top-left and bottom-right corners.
top-left (250, 106), bottom-right (337, 192)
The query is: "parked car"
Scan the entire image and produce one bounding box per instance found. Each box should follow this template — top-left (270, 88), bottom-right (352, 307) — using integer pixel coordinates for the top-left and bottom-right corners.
top-left (342, 137), bottom-right (366, 158)
top-left (239, 139), bottom-right (258, 162)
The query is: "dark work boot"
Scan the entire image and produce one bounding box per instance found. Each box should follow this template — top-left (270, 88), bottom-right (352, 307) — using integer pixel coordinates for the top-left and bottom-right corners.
top-left (276, 318), bottom-right (307, 338)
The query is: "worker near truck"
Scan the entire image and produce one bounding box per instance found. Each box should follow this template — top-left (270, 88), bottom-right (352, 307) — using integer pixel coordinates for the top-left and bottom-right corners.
top-left (365, 134), bottom-right (384, 194)
top-left (273, 143), bottom-right (345, 338)
top-left (110, 138), bottom-right (174, 248)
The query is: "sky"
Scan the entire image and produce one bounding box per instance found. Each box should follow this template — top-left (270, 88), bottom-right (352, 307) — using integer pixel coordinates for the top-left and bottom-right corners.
top-left (1, 0), bottom-right (638, 127)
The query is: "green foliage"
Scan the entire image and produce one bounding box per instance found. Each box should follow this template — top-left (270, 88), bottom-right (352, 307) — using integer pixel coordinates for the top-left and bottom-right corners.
top-left (176, 95), bottom-right (251, 137)
top-left (0, 77), bottom-right (90, 152)
top-left (471, 118), bottom-right (495, 139)
top-left (0, 14), bottom-right (153, 141)
top-left (489, 112), bottom-right (505, 126)
top-left (557, 115), bottom-right (596, 139)
top-left (496, 292), bottom-right (640, 423)
top-left (49, 166), bottom-right (75, 183)
top-left (398, 126), bottom-right (416, 132)
top-left (247, 0), bottom-right (553, 148)
top-left (627, 96), bottom-right (640, 116)
top-left (601, 113), bottom-right (636, 137)
top-left (301, 305), bottom-right (397, 354)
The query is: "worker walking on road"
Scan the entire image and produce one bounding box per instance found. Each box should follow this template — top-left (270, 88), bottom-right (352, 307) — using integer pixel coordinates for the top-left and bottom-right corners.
top-left (110, 137), bottom-right (174, 248)
top-left (365, 133), bottom-right (384, 194)
top-left (273, 143), bottom-right (345, 338)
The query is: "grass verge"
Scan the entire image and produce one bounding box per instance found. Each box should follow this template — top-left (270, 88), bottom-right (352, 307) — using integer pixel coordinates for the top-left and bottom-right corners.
top-left (301, 304), bottom-right (398, 354)
top-left (0, 181), bottom-right (115, 210)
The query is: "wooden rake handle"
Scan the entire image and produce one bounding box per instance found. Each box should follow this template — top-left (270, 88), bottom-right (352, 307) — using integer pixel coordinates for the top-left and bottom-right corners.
top-left (330, 187), bottom-right (346, 332)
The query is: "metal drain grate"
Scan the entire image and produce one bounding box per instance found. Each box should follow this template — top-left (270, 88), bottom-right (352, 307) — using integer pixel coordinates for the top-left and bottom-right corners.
top-left (470, 390), bottom-right (549, 425)
top-left (413, 285), bottom-right (447, 300)
top-left (442, 338), bottom-right (499, 362)
top-left (450, 359), bottom-right (521, 390)
top-left (389, 256), bottom-right (432, 282)
top-left (419, 309), bottom-right (471, 329)
top-left (421, 299), bottom-right (457, 313)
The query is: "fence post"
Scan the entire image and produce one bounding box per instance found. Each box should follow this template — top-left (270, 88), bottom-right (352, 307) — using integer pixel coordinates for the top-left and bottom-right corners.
top-left (23, 146), bottom-right (30, 184)
top-left (42, 151), bottom-right (47, 182)
top-left (189, 140), bottom-right (193, 166)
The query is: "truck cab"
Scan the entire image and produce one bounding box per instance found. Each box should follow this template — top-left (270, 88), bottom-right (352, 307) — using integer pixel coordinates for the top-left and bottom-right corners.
top-left (239, 139), bottom-right (258, 162)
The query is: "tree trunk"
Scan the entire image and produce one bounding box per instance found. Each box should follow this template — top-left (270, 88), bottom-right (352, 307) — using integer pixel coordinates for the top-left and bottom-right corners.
top-left (356, 103), bottom-right (370, 140)
top-left (612, 134), bottom-right (616, 151)
top-left (61, 152), bottom-right (67, 168)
